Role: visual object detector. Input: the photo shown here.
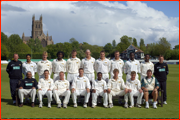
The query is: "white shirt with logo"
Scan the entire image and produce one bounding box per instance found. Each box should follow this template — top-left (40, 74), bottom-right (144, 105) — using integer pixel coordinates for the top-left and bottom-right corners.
top-left (124, 59), bottom-right (140, 75)
top-left (37, 60), bottom-right (52, 76)
top-left (95, 58), bottom-right (111, 74)
top-left (66, 57), bottom-right (81, 74)
top-left (110, 58), bottom-right (124, 77)
top-left (52, 59), bottom-right (66, 74)
top-left (22, 61), bottom-right (37, 78)
top-left (81, 57), bottom-right (95, 73)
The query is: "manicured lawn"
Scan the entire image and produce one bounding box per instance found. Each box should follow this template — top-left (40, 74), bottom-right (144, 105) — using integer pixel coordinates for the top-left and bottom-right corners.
top-left (1, 64), bottom-right (179, 118)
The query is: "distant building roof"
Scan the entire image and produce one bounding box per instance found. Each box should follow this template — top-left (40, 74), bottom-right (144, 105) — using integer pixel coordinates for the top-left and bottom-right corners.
top-left (24, 36), bottom-right (31, 41)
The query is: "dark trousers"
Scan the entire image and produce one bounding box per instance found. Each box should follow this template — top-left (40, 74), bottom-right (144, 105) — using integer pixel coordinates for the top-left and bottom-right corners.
top-left (10, 79), bottom-right (19, 100)
top-left (159, 81), bottom-right (167, 101)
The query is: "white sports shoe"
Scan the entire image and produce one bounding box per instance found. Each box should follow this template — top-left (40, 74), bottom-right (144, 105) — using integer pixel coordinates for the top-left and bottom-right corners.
top-left (153, 103), bottom-right (157, 109)
top-left (145, 103), bottom-right (149, 109)
top-left (124, 103), bottom-right (128, 108)
top-left (136, 104), bottom-right (141, 108)
top-left (104, 105), bottom-right (108, 108)
top-left (92, 105), bottom-right (96, 108)
top-left (109, 103), bottom-right (113, 108)
top-left (163, 101), bottom-right (167, 104)
top-left (63, 104), bottom-right (67, 108)
top-left (39, 103), bottom-right (43, 108)
top-left (57, 104), bottom-right (61, 108)
top-left (48, 102), bottom-right (51, 108)
top-left (129, 105), bottom-right (134, 108)
top-left (83, 103), bottom-right (87, 108)
top-left (74, 103), bottom-right (77, 108)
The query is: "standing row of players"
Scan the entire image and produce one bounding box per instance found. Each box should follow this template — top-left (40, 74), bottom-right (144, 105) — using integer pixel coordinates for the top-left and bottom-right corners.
top-left (6, 50), bottom-right (169, 108)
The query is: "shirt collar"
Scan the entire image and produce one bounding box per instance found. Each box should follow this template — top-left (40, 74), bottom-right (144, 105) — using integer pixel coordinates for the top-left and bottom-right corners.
top-left (99, 58), bottom-right (107, 61)
top-left (71, 57), bottom-right (77, 60)
top-left (129, 59), bottom-right (136, 62)
top-left (56, 59), bottom-right (63, 62)
top-left (41, 60), bottom-right (48, 63)
top-left (85, 57), bottom-right (92, 60)
top-left (113, 58), bottom-right (121, 61)
top-left (77, 76), bottom-right (85, 79)
top-left (25, 61), bottom-right (32, 64)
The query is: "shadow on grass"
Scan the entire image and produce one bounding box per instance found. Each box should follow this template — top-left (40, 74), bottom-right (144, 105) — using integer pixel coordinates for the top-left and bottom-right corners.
top-left (1, 98), bottom-right (14, 106)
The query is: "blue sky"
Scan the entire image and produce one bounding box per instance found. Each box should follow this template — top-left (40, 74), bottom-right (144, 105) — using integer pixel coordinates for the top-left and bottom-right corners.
top-left (1, 1), bottom-right (179, 48)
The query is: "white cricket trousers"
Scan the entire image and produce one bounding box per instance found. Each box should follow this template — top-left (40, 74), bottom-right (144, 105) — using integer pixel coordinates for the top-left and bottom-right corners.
top-left (72, 89), bottom-right (90, 104)
top-left (126, 74), bottom-right (139, 81)
top-left (92, 91), bottom-right (108, 106)
top-left (53, 73), bottom-right (66, 82)
top-left (108, 90), bottom-right (125, 104)
top-left (53, 90), bottom-right (70, 104)
top-left (84, 73), bottom-right (95, 82)
top-left (124, 91), bottom-right (143, 106)
top-left (18, 89), bottom-right (36, 103)
top-left (38, 89), bottom-right (52, 103)
top-left (102, 73), bottom-right (109, 83)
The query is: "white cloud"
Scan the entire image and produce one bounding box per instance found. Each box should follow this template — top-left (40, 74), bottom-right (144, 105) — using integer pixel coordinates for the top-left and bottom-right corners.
top-left (1, 1), bottom-right (179, 48)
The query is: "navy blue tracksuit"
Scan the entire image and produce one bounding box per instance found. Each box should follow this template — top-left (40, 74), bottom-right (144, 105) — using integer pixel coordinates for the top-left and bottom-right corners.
top-left (6, 60), bottom-right (22, 100)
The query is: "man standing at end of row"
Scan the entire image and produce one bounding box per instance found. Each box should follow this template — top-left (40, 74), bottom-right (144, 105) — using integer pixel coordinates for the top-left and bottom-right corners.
top-left (124, 52), bottom-right (140, 80)
top-left (52, 51), bottom-right (66, 81)
top-left (110, 51), bottom-right (124, 79)
top-left (95, 50), bottom-right (111, 83)
top-left (37, 51), bottom-right (52, 79)
top-left (66, 50), bottom-right (81, 84)
top-left (6, 53), bottom-right (22, 104)
top-left (81, 49), bottom-right (95, 83)
top-left (140, 54), bottom-right (154, 80)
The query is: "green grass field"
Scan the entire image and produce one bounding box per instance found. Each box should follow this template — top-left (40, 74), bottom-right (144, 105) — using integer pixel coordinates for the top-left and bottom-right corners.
top-left (1, 64), bottom-right (179, 118)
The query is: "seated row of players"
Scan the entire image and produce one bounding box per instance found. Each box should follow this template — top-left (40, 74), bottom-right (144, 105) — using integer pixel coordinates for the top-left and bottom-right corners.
top-left (18, 68), bottom-right (159, 109)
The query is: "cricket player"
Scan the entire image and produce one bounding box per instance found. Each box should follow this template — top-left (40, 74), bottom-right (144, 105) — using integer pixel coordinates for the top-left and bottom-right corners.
top-left (71, 68), bottom-right (90, 108)
top-left (22, 54), bottom-right (37, 79)
top-left (6, 53), bottom-right (22, 104)
top-left (66, 50), bottom-right (81, 83)
top-left (81, 49), bottom-right (95, 83)
top-left (154, 55), bottom-right (169, 104)
top-left (141, 69), bottom-right (159, 109)
top-left (110, 51), bottom-right (124, 79)
top-left (53, 72), bottom-right (70, 108)
top-left (92, 72), bottom-right (108, 108)
top-left (124, 71), bottom-right (143, 108)
top-left (107, 69), bottom-right (127, 108)
top-left (140, 54), bottom-right (154, 80)
top-left (37, 51), bottom-right (52, 79)
top-left (124, 52), bottom-right (140, 80)
top-left (37, 70), bottom-right (54, 108)
top-left (52, 51), bottom-right (66, 81)
top-left (18, 71), bottom-right (38, 107)
top-left (95, 50), bottom-right (111, 83)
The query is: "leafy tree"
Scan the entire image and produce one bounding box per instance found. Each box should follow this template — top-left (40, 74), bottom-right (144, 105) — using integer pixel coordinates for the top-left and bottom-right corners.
top-left (63, 42), bottom-right (72, 58)
top-left (1, 32), bottom-right (8, 45)
top-left (104, 43), bottom-right (113, 53)
top-left (8, 34), bottom-right (22, 45)
top-left (112, 40), bottom-right (116, 48)
top-left (14, 43), bottom-right (31, 53)
top-left (69, 38), bottom-right (77, 43)
top-left (1, 44), bottom-right (9, 60)
top-left (132, 38), bottom-right (138, 47)
top-left (139, 38), bottom-right (146, 52)
top-left (157, 37), bottom-right (171, 55)
top-left (27, 38), bottom-right (43, 53)
top-left (174, 45), bottom-right (179, 49)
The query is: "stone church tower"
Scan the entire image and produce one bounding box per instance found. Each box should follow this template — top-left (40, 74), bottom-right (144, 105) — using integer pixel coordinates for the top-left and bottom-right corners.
top-left (22, 15), bottom-right (54, 47)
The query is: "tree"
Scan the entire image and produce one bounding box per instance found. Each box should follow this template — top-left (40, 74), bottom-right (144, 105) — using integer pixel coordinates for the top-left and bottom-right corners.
top-left (69, 38), bottom-right (77, 43)
top-left (174, 45), bottom-right (179, 49)
top-left (1, 32), bottom-right (8, 45)
top-left (112, 40), bottom-right (116, 48)
top-left (139, 38), bottom-right (146, 53)
top-left (14, 43), bottom-right (31, 53)
top-left (8, 34), bottom-right (22, 45)
top-left (63, 42), bottom-right (72, 58)
top-left (157, 37), bottom-right (171, 55)
top-left (1, 44), bottom-right (9, 60)
top-left (104, 43), bottom-right (113, 53)
top-left (27, 38), bottom-right (43, 53)
top-left (132, 38), bottom-right (138, 47)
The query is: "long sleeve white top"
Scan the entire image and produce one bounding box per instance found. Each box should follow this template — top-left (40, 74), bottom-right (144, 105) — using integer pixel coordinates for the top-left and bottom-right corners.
top-left (52, 59), bottom-right (66, 74)
top-left (71, 76), bottom-right (90, 90)
top-left (38, 78), bottom-right (54, 90)
top-left (124, 59), bottom-right (140, 74)
top-left (95, 58), bottom-right (111, 74)
top-left (54, 79), bottom-right (69, 91)
top-left (37, 60), bottom-right (52, 76)
top-left (110, 58), bottom-right (124, 77)
top-left (92, 79), bottom-right (107, 91)
top-left (66, 57), bottom-right (81, 74)
top-left (22, 61), bottom-right (37, 78)
top-left (125, 79), bottom-right (141, 92)
top-left (107, 78), bottom-right (126, 91)
top-left (80, 57), bottom-right (95, 73)
top-left (140, 61), bottom-right (154, 77)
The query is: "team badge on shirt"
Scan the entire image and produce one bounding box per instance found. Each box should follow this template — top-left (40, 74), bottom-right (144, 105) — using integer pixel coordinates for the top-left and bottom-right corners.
top-left (119, 81), bottom-right (121, 83)
top-left (19, 64), bottom-right (21, 66)
top-left (164, 66), bottom-right (166, 68)
top-left (31, 66), bottom-right (33, 67)
top-left (84, 81), bottom-right (86, 82)
top-left (32, 81), bottom-right (34, 82)
top-left (76, 62), bottom-right (79, 63)
top-left (135, 64), bottom-right (137, 65)
top-left (135, 84), bottom-right (137, 85)
top-left (47, 64), bottom-right (49, 66)
top-left (119, 63), bottom-right (121, 64)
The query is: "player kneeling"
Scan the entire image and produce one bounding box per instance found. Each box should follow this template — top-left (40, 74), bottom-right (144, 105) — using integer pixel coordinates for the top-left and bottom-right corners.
top-left (53, 71), bottom-right (70, 108)
top-left (71, 68), bottom-right (90, 108)
top-left (107, 69), bottom-right (127, 108)
top-left (18, 71), bottom-right (38, 107)
top-left (124, 71), bottom-right (143, 108)
top-left (141, 69), bottom-right (159, 109)
top-left (37, 70), bottom-right (54, 108)
top-left (92, 72), bottom-right (108, 108)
